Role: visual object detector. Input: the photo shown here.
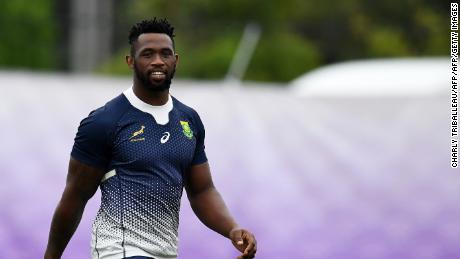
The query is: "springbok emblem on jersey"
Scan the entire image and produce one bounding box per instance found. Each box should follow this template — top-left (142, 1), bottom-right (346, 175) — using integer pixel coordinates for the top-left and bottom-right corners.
top-left (129, 125), bottom-right (145, 142)
top-left (180, 121), bottom-right (193, 139)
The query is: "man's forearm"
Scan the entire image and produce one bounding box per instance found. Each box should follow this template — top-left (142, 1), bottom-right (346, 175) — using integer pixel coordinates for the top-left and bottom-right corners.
top-left (44, 195), bottom-right (86, 259)
top-left (189, 186), bottom-right (238, 238)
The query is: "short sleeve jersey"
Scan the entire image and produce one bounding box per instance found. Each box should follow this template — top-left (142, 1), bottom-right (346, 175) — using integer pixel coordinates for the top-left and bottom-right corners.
top-left (71, 89), bottom-right (207, 259)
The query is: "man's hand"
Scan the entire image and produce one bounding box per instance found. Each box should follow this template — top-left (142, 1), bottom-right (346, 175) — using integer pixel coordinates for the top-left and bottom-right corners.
top-left (229, 228), bottom-right (257, 259)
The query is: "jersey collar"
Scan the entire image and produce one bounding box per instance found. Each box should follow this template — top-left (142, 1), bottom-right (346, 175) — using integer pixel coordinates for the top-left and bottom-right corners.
top-left (123, 86), bottom-right (173, 125)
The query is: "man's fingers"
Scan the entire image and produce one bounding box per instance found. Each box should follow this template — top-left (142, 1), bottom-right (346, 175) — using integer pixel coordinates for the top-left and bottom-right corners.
top-left (230, 228), bottom-right (257, 258)
top-left (243, 242), bottom-right (254, 255)
top-left (242, 232), bottom-right (257, 257)
top-left (237, 253), bottom-right (256, 259)
top-left (231, 229), bottom-right (245, 250)
top-left (235, 235), bottom-right (244, 247)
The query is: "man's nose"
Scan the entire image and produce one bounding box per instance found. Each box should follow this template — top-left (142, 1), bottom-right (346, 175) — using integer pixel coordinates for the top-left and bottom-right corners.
top-left (151, 54), bottom-right (165, 66)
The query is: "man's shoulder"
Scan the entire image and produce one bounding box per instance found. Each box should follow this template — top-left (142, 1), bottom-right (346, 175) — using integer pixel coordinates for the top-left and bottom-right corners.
top-left (95, 93), bottom-right (129, 114)
top-left (171, 96), bottom-right (200, 117)
top-left (171, 96), bottom-right (206, 131)
top-left (81, 94), bottom-right (130, 127)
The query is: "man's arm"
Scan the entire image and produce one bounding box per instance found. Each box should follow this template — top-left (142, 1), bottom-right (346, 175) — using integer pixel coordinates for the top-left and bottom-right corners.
top-left (44, 158), bottom-right (105, 259)
top-left (185, 162), bottom-right (257, 259)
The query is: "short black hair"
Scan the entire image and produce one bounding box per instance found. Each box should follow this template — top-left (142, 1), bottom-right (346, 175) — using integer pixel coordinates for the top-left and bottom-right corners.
top-left (128, 18), bottom-right (175, 55)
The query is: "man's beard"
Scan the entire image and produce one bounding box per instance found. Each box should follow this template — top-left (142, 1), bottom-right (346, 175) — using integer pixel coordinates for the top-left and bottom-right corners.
top-left (134, 63), bottom-right (175, 92)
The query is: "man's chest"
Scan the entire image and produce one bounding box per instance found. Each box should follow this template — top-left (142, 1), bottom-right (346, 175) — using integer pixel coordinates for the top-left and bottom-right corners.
top-left (112, 113), bottom-right (198, 168)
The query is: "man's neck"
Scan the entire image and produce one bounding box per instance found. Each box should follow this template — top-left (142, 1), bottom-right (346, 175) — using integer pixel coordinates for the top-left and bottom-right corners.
top-left (132, 83), bottom-right (169, 106)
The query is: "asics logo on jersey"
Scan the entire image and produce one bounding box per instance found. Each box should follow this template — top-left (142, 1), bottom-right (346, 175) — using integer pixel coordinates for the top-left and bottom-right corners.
top-left (130, 125), bottom-right (145, 142)
top-left (160, 132), bottom-right (170, 144)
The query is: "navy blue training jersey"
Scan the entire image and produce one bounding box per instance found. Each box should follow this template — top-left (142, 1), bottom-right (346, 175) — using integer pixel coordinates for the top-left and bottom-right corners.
top-left (71, 89), bottom-right (207, 259)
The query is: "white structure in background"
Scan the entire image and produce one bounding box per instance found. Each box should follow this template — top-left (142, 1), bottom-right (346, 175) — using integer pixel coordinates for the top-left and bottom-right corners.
top-left (290, 58), bottom-right (448, 97)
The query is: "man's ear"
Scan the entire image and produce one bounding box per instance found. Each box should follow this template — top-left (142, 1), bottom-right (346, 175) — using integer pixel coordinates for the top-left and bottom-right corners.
top-left (175, 53), bottom-right (179, 67)
top-left (126, 55), bottom-right (134, 69)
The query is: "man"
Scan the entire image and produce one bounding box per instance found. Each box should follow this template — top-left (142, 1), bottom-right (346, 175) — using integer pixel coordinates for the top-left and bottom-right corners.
top-left (44, 18), bottom-right (257, 259)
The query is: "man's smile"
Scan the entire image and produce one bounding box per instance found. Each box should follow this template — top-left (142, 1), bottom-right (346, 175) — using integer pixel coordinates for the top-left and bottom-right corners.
top-left (150, 71), bottom-right (166, 81)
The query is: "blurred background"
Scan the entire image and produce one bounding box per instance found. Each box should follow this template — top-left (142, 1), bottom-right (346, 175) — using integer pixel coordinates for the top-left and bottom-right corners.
top-left (0, 0), bottom-right (456, 259)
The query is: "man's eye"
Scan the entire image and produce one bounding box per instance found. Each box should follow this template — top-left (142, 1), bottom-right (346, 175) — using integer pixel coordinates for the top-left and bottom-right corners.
top-left (161, 51), bottom-right (172, 57)
top-left (142, 52), bottom-right (152, 57)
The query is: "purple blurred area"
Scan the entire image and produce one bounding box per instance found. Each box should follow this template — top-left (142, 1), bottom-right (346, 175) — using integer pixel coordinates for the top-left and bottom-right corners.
top-left (0, 71), bottom-right (458, 259)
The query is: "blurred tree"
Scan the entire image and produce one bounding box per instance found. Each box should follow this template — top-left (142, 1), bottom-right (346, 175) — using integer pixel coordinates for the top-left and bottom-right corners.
top-left (99, 0), bottom-right (446, 82)
top-left (247, 32), bottom-right (321, 82)
top-left (100, 0), bottom-right (325, 82)
top-left (0, 0), bottom-right (57, 69)
top-left (292, 0), bottom-right (448, 61)
top-left (0, 0), bottom-right (447, 82)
